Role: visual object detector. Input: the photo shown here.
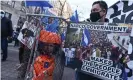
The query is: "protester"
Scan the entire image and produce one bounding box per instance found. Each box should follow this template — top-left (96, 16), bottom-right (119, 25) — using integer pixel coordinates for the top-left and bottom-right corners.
top-left (1, 10), bottom-right (13, 61)
top-left (107, 48), bottom-right (111, 59)
top-left (119, 51), bottom-right (130, 80)
top-left (122, 38), bottom-right (125, 45)
top-left (32, 30), bottom-right (61, 80)
top-left (65, 47), bottom-right (74, 66)
top-left (64, 48), bottom-right (70, 66)
top-left (75, 1), bottom-right (109, 80)
top-left (87, 1), bottom-right (108, 22)
top-left (17, 18), bottom-right (34, 79)
top-left (75, 46), bottom-right (82, 60)
top-left (96, 47), bottom-right (101, 57)
top-left (14, 28), bottom-right (20, 47)
top-left (71, 47), bottom-right (76, 61)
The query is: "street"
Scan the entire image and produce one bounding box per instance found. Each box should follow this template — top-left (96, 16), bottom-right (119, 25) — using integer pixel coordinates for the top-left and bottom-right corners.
top-left (1, 0), bottom-right (133, 80)
top-left (1, 42), bottom-right (75, 80)
top-left (1, 43), bottom-right (19, 80)
top-left (1, 35), bottom-right (132, 80)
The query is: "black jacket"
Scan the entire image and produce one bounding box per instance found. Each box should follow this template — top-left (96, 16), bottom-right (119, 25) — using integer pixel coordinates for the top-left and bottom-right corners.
top-left (86, 18), bottom-right (109, 22)
top-left (1, 17), bottom-right (13, 38)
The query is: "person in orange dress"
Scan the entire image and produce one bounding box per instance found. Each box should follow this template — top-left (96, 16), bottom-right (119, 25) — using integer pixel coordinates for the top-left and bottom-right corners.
top-left (32, 30), bottom-right (61, 80)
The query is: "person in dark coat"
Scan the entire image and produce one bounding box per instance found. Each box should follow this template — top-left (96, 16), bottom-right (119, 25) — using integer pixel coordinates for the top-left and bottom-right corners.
top-left (1, 10), bottom-right (13, 61)
top-left (76, 1), bottom-right (109, 80)
top-left (14, 28), bottom-right (20, 47)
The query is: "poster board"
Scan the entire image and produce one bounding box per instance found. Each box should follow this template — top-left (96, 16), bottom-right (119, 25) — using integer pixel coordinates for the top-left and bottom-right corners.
top-left (64, 22), bottom-right (133, 80)
top-left (18, 21), bottom-right (40, 49)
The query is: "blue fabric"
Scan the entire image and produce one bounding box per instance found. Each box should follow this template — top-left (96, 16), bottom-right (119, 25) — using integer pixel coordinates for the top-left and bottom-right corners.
top-left (81, 28), bottom-right (91, 46)
top-left (25, 1), bottom-right (53, 8)
top-left (61, 31), bottom-right (66, 41)
top-left (1, 37), bottom-right (8, 59)
top-left (122, 68), bottom-right (128, 80)
top-left (70, 10), bottom-right (79, 23)
top-left (65, 57), bottom-right (71, 66)
top-left (41, 9), bottom-right (59, 33)
top-left (75, 71), bottom-right (79, 80)
top-left (45, 18), bottom-right (59, 33)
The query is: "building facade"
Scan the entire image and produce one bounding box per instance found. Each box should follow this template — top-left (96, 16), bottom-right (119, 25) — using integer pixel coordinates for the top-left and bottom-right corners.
top-left (49, 0), bottom-right (72, 20)
top-left (1, 1), bottom-right (34, 30)
top-left (1, 0), bottom-right (72, 29)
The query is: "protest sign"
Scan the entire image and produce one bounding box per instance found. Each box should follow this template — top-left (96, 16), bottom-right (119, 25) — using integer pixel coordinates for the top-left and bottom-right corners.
top-left (81, 57), bottom-right (121, 80)
top-left (64, 22), bottom-right (133, 80)
top-left (107, 2), bottom-right (133, 79)
top-left (106, 1), bottom-right (133, 23)
top-left (18, 21), bottom-right (40, 49)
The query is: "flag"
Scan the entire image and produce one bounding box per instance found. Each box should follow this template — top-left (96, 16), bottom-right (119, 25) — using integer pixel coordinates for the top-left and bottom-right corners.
top-left (70, 10), bottom-right (79, 23)
top-left (81, 28), bottom-right (91, 46)
top-left (61, 31), bottom-right (66, 41)
top-left (45, 18), bottom-right (59, 33)
top-left (25, 0), bottom-right (53, 8)
top-left (41, 9), bottom-right (59, 33)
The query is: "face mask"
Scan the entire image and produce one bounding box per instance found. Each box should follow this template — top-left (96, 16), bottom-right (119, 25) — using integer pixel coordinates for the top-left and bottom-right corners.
top-left (90, 12), bottom-right (101, 22)
top-left (0, 14), bottom-right (4, 18)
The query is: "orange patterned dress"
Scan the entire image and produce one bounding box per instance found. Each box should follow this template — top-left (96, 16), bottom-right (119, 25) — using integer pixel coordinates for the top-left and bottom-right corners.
top-left (32, 55), bottom-right (55, 80)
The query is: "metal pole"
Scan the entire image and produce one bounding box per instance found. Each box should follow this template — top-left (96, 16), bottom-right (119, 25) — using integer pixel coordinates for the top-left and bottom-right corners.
top-left (25, 13), bottom-right (64, 19)
top-left (24, 22), bottom-right (41, 80)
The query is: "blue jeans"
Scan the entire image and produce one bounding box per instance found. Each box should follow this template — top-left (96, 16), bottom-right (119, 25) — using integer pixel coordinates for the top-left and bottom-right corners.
top-left (75, 70), bottom-right (79, 80)
top-left (65, 57), bottom-right (70, 66)
top-left (1, 37), bottom-right (8, 60)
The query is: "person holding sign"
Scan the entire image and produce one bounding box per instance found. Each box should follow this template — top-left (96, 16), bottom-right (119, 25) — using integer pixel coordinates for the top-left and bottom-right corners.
top-left (76, 1), bottom-right (109, 80)
top-left (87, 1), bottom-right (109, 22)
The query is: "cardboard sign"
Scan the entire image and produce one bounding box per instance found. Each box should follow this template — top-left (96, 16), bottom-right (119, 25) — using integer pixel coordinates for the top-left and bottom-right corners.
top-left (18, 21), bottom-right (40, 49)
top-left (64, 22), bottom-right (133, 80)
top-left (81, 57), bottom-right (121, 80)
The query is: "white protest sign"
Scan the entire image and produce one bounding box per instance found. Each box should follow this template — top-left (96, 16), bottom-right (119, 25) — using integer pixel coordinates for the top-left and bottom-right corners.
top-left (18, 21), bottom-right (39, 49)
top-left (70, 23), bottom-right (128, 32)
top-left (81, 57), bottom-right (122, 80)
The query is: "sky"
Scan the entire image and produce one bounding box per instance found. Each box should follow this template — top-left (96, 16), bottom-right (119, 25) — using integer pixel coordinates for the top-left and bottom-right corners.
top-left (67, 0), bottom-right (119, 21)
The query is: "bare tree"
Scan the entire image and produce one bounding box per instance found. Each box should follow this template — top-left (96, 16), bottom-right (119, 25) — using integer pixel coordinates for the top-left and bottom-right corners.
top-left (53, 1), bottom-right (67, 80)
top-left (58, 0), bottom-right (67, 16)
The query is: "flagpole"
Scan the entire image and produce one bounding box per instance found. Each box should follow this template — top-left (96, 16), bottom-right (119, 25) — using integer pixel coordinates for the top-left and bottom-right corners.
top-left (80, 29), bottom-right (83, 46)
top-left (25, 13), bottom-right (64, 19)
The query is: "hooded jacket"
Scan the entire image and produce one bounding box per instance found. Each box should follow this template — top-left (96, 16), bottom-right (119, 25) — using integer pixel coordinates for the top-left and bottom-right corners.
top-left (1, 17), bottom-right (13, 38)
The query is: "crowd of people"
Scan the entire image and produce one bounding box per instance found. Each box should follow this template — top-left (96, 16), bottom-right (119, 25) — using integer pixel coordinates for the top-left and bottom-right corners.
top-left (64, 29), bottom-right (131, 65)
top-left (63, 29), bottom-right (132, 80)
top-left (1, 0), bottom-right (133, 80)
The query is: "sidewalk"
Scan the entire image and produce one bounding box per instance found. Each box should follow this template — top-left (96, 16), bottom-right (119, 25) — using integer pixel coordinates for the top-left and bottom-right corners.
top-left (1, 42), bottom-right (76, 80)
top-left (1, 43), bottom-right (19, 80)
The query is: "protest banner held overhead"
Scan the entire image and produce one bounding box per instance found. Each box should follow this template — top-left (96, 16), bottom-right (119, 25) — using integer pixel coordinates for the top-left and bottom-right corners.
top-left (64, 22), bottom-right (133, 80)
top-left (17, 20), bottom-right (41, 49)
top-left (106, 1), bottom-right (133, 23)
top-left (106, 2), bottom-right (133, 79)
